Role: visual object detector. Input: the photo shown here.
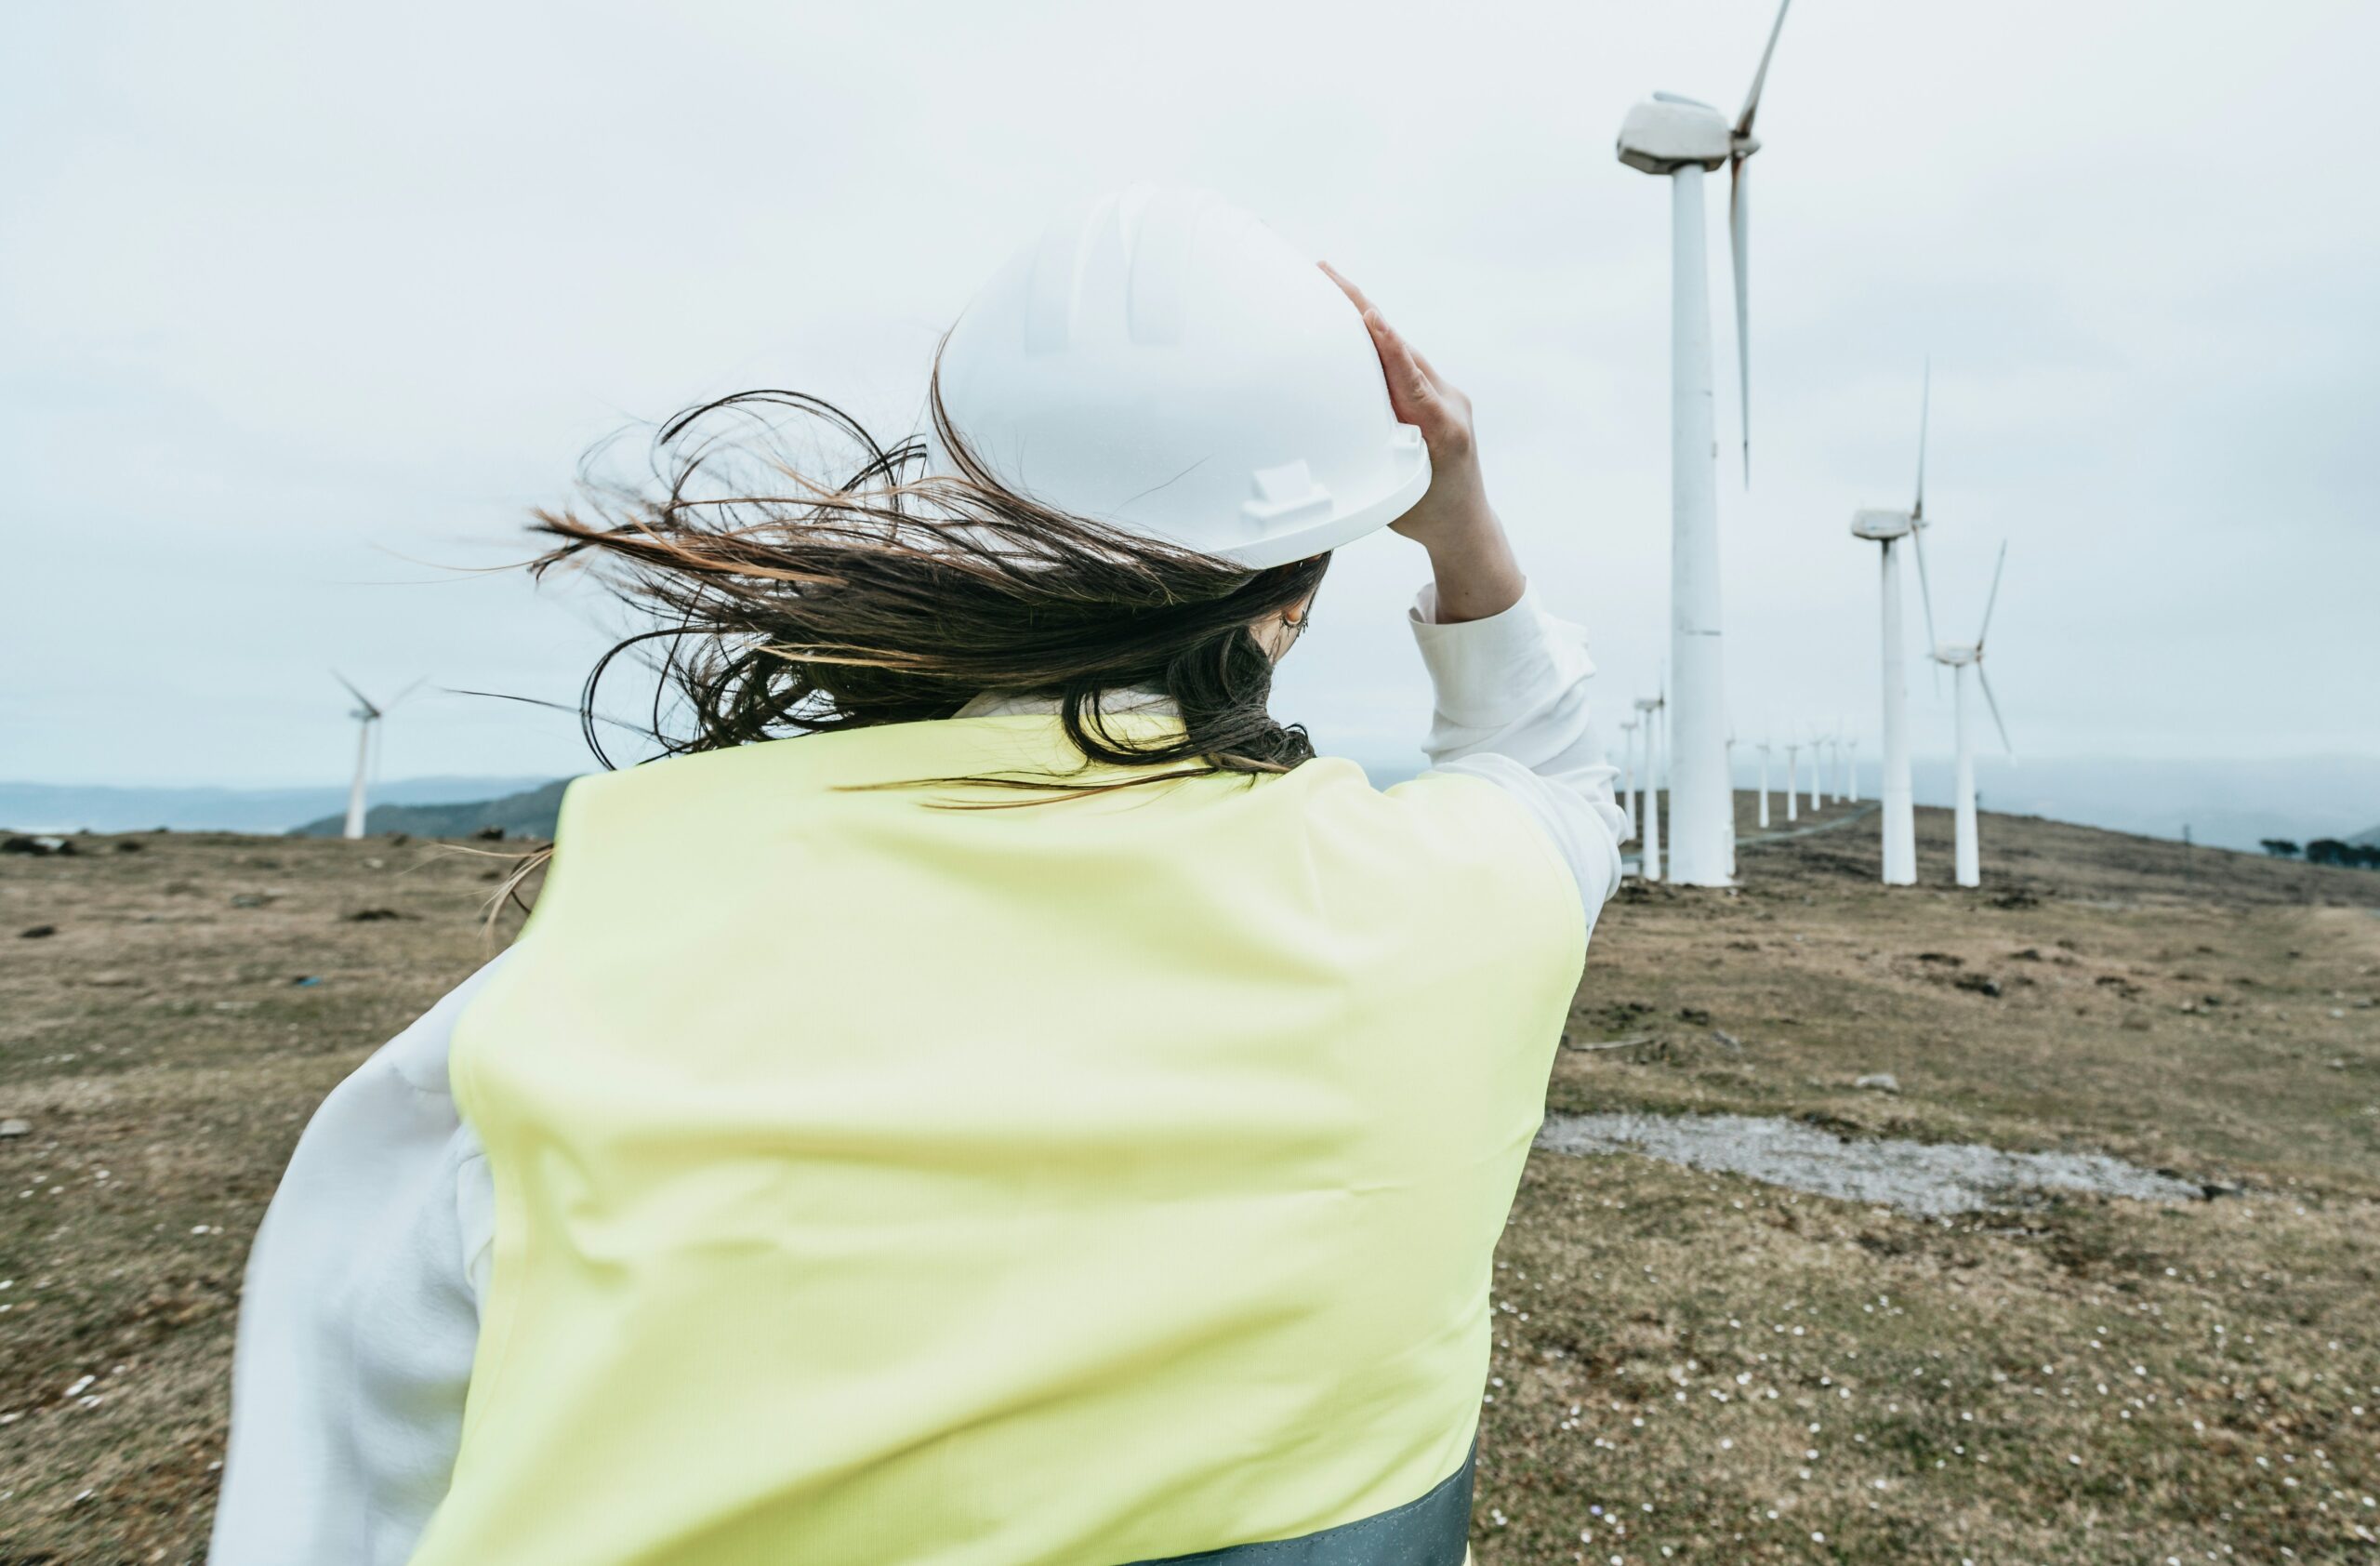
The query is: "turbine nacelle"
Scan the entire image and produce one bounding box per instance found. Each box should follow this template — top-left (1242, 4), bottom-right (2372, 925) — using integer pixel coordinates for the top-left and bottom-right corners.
top-left (1932, 643), bottom-right (1981, 667)
top-left (1851, 507), bottom-right (1915, 542)
top-left (1616, 94), bottom-right (1737, 174)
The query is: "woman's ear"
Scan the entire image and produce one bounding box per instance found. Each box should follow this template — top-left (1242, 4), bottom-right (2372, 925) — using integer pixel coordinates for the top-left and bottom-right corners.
top-left (1255, 591), bottom-right (1318, 663)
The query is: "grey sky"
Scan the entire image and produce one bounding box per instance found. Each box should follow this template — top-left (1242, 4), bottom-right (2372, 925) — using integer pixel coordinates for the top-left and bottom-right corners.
top-left (7, 0), bottom-right (2375, 788)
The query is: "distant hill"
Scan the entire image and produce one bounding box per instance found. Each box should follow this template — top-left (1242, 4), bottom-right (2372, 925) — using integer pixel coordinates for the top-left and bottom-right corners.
top-left (2352, 824), bottom-right (2380, 848)
top-left (290, 778), bottom-right (575, 840)
top-left (0, 776), bottom-right (558, 835)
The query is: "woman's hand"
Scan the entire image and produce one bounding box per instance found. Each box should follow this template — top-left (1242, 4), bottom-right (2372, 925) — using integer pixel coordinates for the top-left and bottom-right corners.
top-left (1320, 263), bottom-right (1525, 623)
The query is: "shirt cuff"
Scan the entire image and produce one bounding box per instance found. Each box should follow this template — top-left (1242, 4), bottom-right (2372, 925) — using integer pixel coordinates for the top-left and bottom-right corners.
top-left (1408, 581), bottom-right (1597, 735)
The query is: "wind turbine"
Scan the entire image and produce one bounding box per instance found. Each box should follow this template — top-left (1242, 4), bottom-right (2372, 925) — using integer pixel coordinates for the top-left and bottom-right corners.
top-left (1783, 739), bottom-right (1800, 823)
top-left (1850, 366), bottom-right (1940, 886)
top-left (1845, 738), bottom-right (1860, 803)
top-left (1805, 727), bottom-right (1822, 814)
top-left (333, 673), bottom-right (422, 841)
top-left (1725, 727), bottom-right (1739, 878)
top-left (1634, 694), bottom-right (1665, 881)
top-left (1618, 714), bottom-right (1642, 843)
top-left (1933, 543), bottom-right (2014, 888)
top-left (1614, 0), bottom-right (1793, 887)
top-left (1755, 738), bottom-right (1773, 828)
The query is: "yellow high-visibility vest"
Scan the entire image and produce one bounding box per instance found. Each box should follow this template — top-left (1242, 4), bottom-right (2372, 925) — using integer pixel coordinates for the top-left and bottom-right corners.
top-left (411, 714), bottom-right (1583, 1566)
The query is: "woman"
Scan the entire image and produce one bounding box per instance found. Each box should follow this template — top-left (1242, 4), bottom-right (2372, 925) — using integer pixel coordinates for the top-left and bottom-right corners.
top-left (211, 186), bottom-right (1625, 1566)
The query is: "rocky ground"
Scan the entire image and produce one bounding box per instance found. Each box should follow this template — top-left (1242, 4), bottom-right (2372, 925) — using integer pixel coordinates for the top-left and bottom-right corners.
top-left (2, 799), bottom-right (2374, 1563)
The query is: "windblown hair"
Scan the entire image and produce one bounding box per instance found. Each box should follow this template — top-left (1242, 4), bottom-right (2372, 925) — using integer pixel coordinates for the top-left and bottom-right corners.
top-left (527, 382), bottom-right (1328, 787)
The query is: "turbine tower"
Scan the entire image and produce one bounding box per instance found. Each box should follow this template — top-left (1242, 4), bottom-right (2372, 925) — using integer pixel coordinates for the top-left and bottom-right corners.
top-left (1783, 739), bottom-right (1800, 823)
top-left (1614, 0), bottom-right (1792, 887)
top-left (1850, 368), bottom-right (1940, 885)
top-left (1932, 543), bottom-right (2015, 888)
top-left (1635, 694), bottom-right (1665, 881)
top-left (1845, 738), bottom-right (1860, 803)
top-left (1755, 738), bottom-right (1773, 829)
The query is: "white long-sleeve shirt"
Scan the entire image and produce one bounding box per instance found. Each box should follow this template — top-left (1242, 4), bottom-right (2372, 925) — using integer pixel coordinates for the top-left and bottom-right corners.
top-left (207, 584), bottom-right (1626, 1566)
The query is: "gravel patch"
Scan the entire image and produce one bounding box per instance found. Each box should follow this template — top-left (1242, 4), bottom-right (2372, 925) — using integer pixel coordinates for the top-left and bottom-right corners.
top-left (1535, 1111), bottom-right (2206, 1216)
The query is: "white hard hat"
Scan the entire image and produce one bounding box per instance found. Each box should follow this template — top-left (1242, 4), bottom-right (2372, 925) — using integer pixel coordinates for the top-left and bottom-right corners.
top-left (927, 185), bottom-right (1431, 570)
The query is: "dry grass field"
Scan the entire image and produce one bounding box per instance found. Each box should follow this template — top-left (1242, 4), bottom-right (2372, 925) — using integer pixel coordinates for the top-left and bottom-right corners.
top-left (3, 799), bottom-right (2375, 1564)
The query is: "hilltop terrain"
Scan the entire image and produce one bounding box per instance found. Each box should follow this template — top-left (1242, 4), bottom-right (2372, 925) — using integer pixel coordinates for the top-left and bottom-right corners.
top-left (2, 799), bottom-right (2374, 1562)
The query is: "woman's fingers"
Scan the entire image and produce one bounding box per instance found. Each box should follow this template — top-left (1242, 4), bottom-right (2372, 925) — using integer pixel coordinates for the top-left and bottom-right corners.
top-left (1317, 259), bottom-right (1376, 318)
top-left (1322, 263), bottom-right (1459, 395)
top-left (1321, 261), bottom-right (1471, 454)
top-left (1363, 310), bottom-right (1434, 420)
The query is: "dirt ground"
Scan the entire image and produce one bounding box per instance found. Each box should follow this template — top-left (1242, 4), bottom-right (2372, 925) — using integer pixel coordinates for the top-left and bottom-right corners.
top-left (2, 799), bottom-right (2374, 1564)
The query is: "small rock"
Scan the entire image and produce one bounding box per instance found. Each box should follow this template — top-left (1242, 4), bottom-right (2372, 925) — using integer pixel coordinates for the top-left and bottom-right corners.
top-left (19, 925), bottom-right (57, 939)
top-left (1855, 1073), bottom-right (1900, 1094)
top-left (0, 1119), bottom-right (31, 1138)
top-left (1915, 952), bottom-right (1964, 966)
top-left (291, 975), bottom-right (324, 989)
top-left (1712, 1029), bottom-right (1744, 1051)
top-left (344, 908), bottom-right (410, 922)
top-left (1678, 1007), bottom-right (1712, 1025)
top-left (112, 840), bottom-right (144, 853)
top-left (1952, 973), bottom-right (2003, 998)
top-left (229, 893), bottom-right (271, 909)
top-left (473, 827), bottom-right (505, 842)
top-left (2, 834), bottom-right (75, 856)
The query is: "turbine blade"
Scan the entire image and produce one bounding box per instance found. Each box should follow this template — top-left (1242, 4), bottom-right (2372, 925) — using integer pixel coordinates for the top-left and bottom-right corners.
top-left (385, 677), bottom-right (430, 712)
top-left (1977, 664), bottom-right (2014, 756)
top-left (1730, 154), bottom-right (1752, 485)
top-left (332, 669), bottom-right (380, 720)
top-left (1910, 517), bottom-right (1941, 652)
top-left (1977, 540), bottom-right (2008, 645)
top-left (1736, 0), bottom-right (1793, 136)
top-left (1912, 359), bottom-right (1930, 519)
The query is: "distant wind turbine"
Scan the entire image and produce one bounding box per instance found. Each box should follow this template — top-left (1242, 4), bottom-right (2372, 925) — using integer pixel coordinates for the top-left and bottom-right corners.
top-left (1851, 366), bottom-right (1940, 885)
top-left (1618, 714), bottom-right (1641, 843)
top-left (1783, 739), bottom-right (1800, 823)
top-left (1725, 727), bottom-right (1739, 879)
top-left (1614, 0), bottom-right (1793, 886)
top-left (1755, 738), bottom-right (1773, 829)
top-left (1635, 693), bottom-right (1666, 881)
top-left (1932, 543), bottom-right (2016, 888)
top-left (333, 673), bottom-right (424, 840)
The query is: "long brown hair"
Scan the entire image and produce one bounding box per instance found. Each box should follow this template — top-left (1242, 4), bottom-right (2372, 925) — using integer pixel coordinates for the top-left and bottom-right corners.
top-left (527, 380), bottom-right (1329, 783)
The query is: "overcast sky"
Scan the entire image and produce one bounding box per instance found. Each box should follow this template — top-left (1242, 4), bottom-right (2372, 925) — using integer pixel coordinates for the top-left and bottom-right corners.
top-left (7, 0), bottom-right (2375, 788)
